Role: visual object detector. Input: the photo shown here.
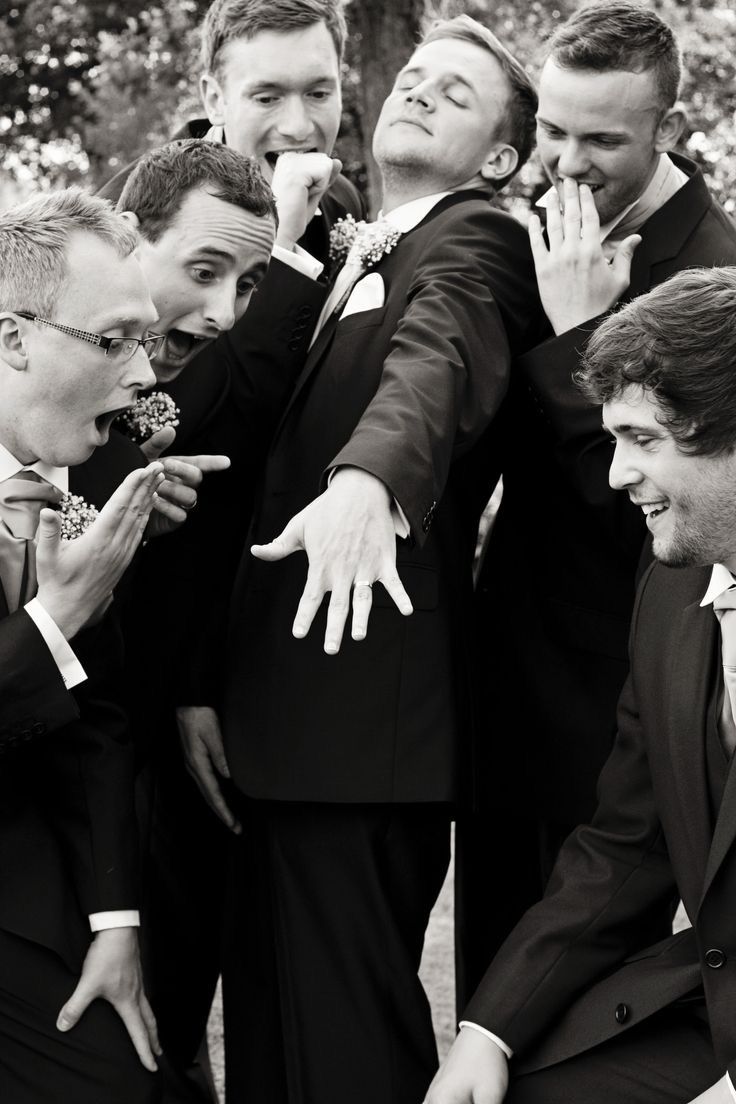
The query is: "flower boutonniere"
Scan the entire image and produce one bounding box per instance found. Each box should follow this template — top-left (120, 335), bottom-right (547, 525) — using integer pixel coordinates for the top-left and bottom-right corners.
top-left (57, 492), bottom-right (99, 541)
top-left (114, 391), bottom-right (181, 445)
top-left (329, 215), bottom-right (401, 271)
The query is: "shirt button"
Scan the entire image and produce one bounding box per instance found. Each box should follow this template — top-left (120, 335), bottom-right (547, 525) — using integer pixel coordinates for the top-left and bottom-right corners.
top-left (705, 948), bottom-right (726, 969)
top-left (614, 1003), bottom-right (629, 1024)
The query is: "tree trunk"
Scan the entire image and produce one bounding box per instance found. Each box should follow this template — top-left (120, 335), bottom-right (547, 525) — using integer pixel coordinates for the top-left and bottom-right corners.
top-left (347, 0), bottom-right (425, 215)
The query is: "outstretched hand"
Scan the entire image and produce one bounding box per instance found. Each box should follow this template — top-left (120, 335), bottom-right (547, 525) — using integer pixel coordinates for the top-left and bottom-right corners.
top-left (423, 1027), bottom-right (509, 1104)
top-left (36, 462), bottom-right (164, 639)
top-left (528, 177), bottom-right (640, 335)
top-left (251, 466), bottom-right (412, 653)
top-left (56, 927), bottom-right (161, 1072)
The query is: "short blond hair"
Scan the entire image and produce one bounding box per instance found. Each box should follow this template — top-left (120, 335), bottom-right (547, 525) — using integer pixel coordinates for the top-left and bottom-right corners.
top-left (0, 187), bottom-right (139, 318)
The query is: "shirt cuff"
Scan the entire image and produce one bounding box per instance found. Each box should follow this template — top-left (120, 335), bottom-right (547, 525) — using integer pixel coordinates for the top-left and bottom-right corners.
top-left (25, 598), bottom-right (87, 690)
top-left (727, 1074), bottom-right (736, 1102)
top-left (271, 242), bottom-right (324, 281)
top-left (458, 1022), bottom-right (513, 1059)
top-left (89, 911), bottom-right (140, 932)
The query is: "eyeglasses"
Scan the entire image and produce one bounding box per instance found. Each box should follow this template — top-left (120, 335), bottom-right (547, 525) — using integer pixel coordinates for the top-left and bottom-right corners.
top-left (14, 312), bottom-right (165, 363)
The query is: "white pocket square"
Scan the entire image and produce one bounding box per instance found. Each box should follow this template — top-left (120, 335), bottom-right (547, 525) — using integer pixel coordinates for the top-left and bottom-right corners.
top-left (340, 272), bottom-right (385, 319)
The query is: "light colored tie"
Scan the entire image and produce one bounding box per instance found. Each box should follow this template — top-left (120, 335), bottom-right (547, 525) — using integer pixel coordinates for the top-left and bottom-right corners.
top-left (0, 472), bottom-right (61, 611)
top-left (712, 587), bottom-right (736, 756)
top-left (310, 252), bottom-right (367, 347)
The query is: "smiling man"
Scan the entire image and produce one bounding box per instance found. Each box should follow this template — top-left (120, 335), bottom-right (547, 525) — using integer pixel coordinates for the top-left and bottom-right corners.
top-left (458, 2), bottom-right (736, 1010)
top-left (428, 265), bottom-right (736, 1104)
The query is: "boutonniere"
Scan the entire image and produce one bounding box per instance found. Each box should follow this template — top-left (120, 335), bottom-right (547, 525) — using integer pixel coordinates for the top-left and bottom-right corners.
top-left (329, 215), bottom-right (401, 270)
top-left (57, 492), bottom-right (99, 541)
top-left (114, 391), bottom-right (180, 445)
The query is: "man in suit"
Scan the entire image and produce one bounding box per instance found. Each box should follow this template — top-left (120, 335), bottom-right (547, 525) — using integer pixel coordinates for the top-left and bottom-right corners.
top-left (427, 264), bottom-right (736, 1104)
top-left (0, 187), bottom-right (166, 1103)
top-left (183, 16), bottom-right (543, 1103)
top-left (456, 2), bottom-right (736, 1008)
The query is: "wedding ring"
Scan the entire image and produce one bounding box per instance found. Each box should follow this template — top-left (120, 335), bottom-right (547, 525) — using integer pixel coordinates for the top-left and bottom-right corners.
top-left (354, 580), bottom-right (373, 588)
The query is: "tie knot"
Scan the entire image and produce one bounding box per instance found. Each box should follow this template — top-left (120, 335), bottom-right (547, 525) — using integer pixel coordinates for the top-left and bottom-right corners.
top-left (0, 473), bottom-right (61, 539)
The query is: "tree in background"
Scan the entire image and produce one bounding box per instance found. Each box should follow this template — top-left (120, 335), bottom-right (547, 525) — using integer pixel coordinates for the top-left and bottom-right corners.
top-left (1, 0), bottom-right (734, 214)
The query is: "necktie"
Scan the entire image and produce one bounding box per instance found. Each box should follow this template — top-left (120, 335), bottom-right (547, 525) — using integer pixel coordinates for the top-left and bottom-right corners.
top-left (712, 586), bottom-right (736, 756)
top-left (0, 472), bottom-right (61, 612)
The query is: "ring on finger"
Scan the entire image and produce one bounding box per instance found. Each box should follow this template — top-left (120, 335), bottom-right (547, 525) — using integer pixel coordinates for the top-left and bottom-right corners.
top-left (354, 580), bottom-right (373, 589)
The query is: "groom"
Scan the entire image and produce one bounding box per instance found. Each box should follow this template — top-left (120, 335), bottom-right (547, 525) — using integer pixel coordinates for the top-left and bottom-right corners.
top-left (202, 15), bottom-right (544, 1104)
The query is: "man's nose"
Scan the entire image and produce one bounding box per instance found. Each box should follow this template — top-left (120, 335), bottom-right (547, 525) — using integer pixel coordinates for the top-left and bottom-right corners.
top-left (608, 442), bottom-right (642, 491)
top-left (126, 345), bottom-right (157, 392)
top-left (555, 139), bottom-right (590, 179)
top-left (204, 286), bottom-right (237, 334)
top-left (275, 95), bottom-right (314, 142)
top-left (405, 81), bottom-right (434, 111)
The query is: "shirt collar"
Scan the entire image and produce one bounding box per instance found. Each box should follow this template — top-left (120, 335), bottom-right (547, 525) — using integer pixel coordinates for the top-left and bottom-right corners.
top-left (701, 563), bottom-right (736, 607)
top-left (0, 441), bottom-right (68, 493)
top-left (378, 192), bottom-right (452, 235)
top-left (535, 153), bottom-right (688, 244)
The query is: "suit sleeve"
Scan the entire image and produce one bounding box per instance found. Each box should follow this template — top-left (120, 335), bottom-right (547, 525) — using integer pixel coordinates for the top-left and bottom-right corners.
top-left (0, 609), bottom-right (79, 749)
top-left (462, 569), bottom-right (677, 1055)
top-left (326, 207), bottom-right (541, 543)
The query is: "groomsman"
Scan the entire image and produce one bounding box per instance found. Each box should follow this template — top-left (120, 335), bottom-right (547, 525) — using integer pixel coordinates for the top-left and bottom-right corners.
top-left (428, 265), bottom-right (736, 1104)
top-left (0, 188), bottom-right (163, 1104)
top-left (194, 16), bottom-right (544, 1104)
top-left (456, 1), bottom-right (736, 1008)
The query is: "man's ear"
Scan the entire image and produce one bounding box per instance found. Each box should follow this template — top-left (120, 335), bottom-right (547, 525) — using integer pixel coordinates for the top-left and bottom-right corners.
top-left (200, 72), bottom-right (226, 125)
top-left (0, 314), bottom-right (29, 371)
top-left (654, 103), bottom-right (687, 153)
top-left (480, 142), bottom-right (519, 185)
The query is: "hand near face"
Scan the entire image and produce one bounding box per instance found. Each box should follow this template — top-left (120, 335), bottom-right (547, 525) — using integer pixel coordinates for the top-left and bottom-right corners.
top-left (147, 454), bottom-right (231, 538)
top-left (271, 151), bottom-right (343, 251)
top-left (423, 1028), bottom-right (509, 1104)
top-left (251, 467), bottom-right (413, 653)
top-left (56, 927), bottom-right (161, 1072)
top-left (528, 178), bottom-right (641, 336)
top-left (36, 463), bottom-right (164, 639)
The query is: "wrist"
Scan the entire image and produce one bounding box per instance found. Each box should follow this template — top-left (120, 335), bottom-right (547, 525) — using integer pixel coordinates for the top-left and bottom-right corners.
top-left (36, 589), bottom-right (83, 640)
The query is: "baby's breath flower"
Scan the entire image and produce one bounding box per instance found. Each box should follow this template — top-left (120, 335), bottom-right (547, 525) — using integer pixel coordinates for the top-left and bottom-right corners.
top-left (114, 392), bottom-right (180, 445)
top-left (57, 493), bottom-right (99, 541)
top-left (329, 216), bottom-right (401, 271)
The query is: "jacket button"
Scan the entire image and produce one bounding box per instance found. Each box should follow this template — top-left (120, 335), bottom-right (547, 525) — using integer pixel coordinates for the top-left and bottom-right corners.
top-left (705, 948), bottom-right (726, 969)
top-left (297, 306), bottom-right (313, 320)
top-left (614, 1003), bottom-right (629, 1024)
top-left (287, 339), bottom-right (301, 351)
top-left (31, 722), bottom-right (46, 736)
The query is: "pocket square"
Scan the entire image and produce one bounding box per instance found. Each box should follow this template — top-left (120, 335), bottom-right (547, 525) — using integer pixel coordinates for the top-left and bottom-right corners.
top-left (340, 272), bottom-right (385, 319)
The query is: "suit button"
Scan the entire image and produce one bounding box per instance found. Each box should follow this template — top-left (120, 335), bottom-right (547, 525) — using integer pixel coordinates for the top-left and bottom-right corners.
top-left (287, 339), bottom-right (301, 351)
top-left (31, 722), bottom-right (46, 736)
top-left (705, 948), bottom-right (726, 969)
top-left (614, 1003), bottom-right (629, 1024)
top-left (297, 306), bottom-right (313, 320)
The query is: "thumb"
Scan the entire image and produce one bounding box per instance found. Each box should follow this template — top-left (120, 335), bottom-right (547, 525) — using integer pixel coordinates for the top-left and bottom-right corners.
top-left (57, 980), bottom-right (94, 1032)
top-left (141, 425), bottom-right (176, 461)
top-left (251, 518), bottom-right (304, 562)
top-left (36, 507), bottom-right (62, 549)
top-left (328, 157), bottom-right (343, 189)
top-left (611, 234), bottom-right (641, 279)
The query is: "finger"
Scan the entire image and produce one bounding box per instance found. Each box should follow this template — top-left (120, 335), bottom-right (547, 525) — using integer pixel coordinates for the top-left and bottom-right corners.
top-left (203, 728), bottom-right (231, 779)
top-left (151, 496), bottom-right (188, 525)
top-left (379, 570), bottom-right (413, 617)
top-left (115, 1001), bottom-right (158, 1072)
top-left (140, 425), bottom-right (176, 460)
top-left (611, 233), bottom-right (642, 280)
top-left (161, 457), bottom-right (204, 489)
top-left (96, 464), bottom-right (164, 535)
top-left (527, 213), bottom-right (549, 268)
top-left (187, 753), bottom-right (241, 833)
top-left (323, 582), bottom-right (351, 654)
top-left (562, 176), bottom-right (582, 238)
top-left (544, 190), bottom-right (563, 249)
top-left (57, 979), bottom-right (96, 1032)
top-left (166, 454), bottom-right (231, 474)
top-left (292, 568), bottom-right (327, 639)
top-left (36, 507), bottom-right (62, 547)
top-left (157, 479), bottom-right (198, 511)
top-left (328, 157), bottom-right (343, 189)
top-left (139, 992), bottom-right (162, 1057)
top-left (251, 519), bottom-right (304, 562)
top-left (578, 182), bottom-right (602, 242)
top-left (351, 582), bottom-right (374, 641)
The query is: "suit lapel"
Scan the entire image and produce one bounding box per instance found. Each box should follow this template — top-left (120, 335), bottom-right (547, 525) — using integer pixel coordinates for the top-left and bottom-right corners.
top-left (668, 597), bottom-right (714, 887)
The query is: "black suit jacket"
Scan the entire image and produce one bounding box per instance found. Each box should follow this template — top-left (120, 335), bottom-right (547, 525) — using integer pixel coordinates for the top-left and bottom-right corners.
top-left (465, 562), bottom-right (736, 1084)
top-left (0, 610), bottom-right (79, 748)
top-left (222, 191), bottom-right (544, 804)
top-left (475, 155), bottom-right (736, 822)
top-left (0, 432), bottom-right (145, 970)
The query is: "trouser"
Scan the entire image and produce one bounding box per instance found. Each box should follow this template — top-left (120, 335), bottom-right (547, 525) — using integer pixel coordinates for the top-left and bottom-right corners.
top-left (223, 800), bottom-right (451, 1104)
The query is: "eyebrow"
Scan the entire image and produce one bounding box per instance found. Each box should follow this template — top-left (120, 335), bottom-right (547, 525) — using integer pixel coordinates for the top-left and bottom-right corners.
top-left (246, 75), bottom-right (338, 91)
top-left (247, 261), bottom-right (269, 284)
top-left (537, 115), bottom-right (628, 138)
top-left (602, 420), bottom-right (666, 435)
top-left (187, 246), bottom-right (237, 263)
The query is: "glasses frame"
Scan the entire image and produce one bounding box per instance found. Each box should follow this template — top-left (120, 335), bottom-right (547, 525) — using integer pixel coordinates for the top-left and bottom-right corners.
top-left (14, 311), bottom-right (165, 362)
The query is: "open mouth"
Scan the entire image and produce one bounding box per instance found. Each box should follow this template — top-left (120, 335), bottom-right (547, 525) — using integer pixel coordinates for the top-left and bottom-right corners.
top-left (159, 329), bottom-right (211, 364)
top-left (639, 501), bottom-right (670, 522)
top-left (264, 147), bottom-right (318, 169)
top-left (95, 407), bottom-right (130, 437)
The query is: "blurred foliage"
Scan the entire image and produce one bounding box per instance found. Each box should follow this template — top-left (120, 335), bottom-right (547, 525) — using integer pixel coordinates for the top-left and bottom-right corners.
top-left (1, 0), bottom-right (734, 213)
